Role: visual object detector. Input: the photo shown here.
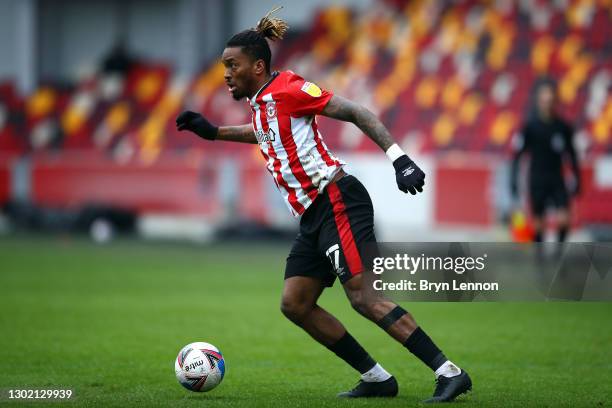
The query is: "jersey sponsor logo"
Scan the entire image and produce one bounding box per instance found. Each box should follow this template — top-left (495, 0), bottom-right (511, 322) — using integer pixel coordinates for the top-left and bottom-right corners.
top-left (301, 82), bottom-right (322, 97)
top-left (266, 101), bottom-right (277, 119)
top-left (255, 127), bottom-right (276, 143)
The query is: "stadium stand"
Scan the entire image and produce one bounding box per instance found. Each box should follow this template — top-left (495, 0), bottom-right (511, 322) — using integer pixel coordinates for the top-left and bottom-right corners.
top-left (1, 0), bottom-right (611, 227)
top-left (1, 1), bottom-right (611, 157)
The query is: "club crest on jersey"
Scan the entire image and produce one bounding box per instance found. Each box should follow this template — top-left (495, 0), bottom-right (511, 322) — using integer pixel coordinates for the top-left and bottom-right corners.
top-left (301, 82), bottom-right (322, 97)
top-left (255, 127), bottom-right (276, 143)
top-left (266, 102), bottom-right (277, 119)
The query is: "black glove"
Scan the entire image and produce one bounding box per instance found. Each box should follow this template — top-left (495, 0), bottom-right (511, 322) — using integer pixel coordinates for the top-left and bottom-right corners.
top-left (176, 111), bottom-right (218, 141)
top-left (393, 155), bottom-right (425, 195)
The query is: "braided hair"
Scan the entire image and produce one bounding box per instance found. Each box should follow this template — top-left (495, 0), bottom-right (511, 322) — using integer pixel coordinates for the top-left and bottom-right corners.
top-left (226, 6), bottom-right (289, 73)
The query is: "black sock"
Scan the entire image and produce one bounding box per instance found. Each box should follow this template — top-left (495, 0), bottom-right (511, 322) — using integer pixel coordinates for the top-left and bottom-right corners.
top-left (558, 226), bottom-right (568, 242)
top-left (326, 331), bottom-right (376, 374)
top-left (403, 327), bottom-right (447, 371)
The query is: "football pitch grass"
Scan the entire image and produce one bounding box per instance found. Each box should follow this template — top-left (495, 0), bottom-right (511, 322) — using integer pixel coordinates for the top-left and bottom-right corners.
top-left (1, 236), bottom-right (610, 407)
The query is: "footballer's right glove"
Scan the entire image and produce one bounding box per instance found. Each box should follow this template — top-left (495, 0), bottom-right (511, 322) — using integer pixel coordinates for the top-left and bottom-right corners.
top-left (393, 155), bottom-right (425, 195)
top-left (176, 110), bottom-right (218, 141)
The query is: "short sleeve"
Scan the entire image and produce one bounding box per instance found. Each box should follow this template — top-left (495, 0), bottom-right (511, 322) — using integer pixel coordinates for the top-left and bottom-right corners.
top-left (282, 73), bottom-right (333, 117)
top-left (562, 121), bottom-right (577, 155)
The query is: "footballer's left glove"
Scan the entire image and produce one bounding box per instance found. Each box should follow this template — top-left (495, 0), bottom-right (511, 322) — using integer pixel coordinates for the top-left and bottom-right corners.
top-left (176, 110), bottom-right (218, 141)
top-left (393, 155), bottom-right (425, 195)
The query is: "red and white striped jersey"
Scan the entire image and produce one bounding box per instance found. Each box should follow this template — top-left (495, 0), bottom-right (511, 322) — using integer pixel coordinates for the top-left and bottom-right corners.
top-left (248, 70), bottom-right (345, 217)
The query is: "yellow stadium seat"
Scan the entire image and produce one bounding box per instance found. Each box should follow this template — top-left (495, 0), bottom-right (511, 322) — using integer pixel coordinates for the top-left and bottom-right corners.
top-left (458, 94), bottom-right (483, 125)
top-left (490, 111), bottom-right (516, 145)
top-left (605, 97), bottom-right (612, 121)
top-left (105, 102), bottom-right (130, 134)
top-left (135, 71), bottom-right (163, 103)
top-left (486, 26), bottom-right (513, 70)
top-left (415, 76), bottom-right (440, 109)
top-left (26, 87), bottom-right (56, 118)
top-left (61, 108), bottom-right (85, 136)
top-left (441, 77), bottom-right (464, 110)
top-left (559, 55), bottom-right (592, 103)
top-left (558, 35), bottom-right (583, 67)
top-left (433, 113), bottom-right (456, 146)
top-left (531, 36), bottom-right (555, 73)
top-left (592, 116), bottom-right (609, 143)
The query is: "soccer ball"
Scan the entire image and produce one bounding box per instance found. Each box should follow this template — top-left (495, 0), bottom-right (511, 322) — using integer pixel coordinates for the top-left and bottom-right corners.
top-left (175, 342), bottom-right (225, 392)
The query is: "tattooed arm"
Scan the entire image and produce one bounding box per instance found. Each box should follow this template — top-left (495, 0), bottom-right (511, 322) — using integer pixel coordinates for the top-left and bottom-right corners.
top-left (217, 125), bottom-right (257, 144)
top-left (320, 95), bottom-right (395, 151)
top-left (321, 94), bottom-right (426, 195)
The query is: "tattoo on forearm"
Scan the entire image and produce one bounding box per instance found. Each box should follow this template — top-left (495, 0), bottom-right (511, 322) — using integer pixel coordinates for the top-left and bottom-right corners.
top-left (353, 105), bottom-right (395, 151)
top-left (321, 95), bottom-right (395, 151)
top-left (218, 125), bottom-right (257, 144)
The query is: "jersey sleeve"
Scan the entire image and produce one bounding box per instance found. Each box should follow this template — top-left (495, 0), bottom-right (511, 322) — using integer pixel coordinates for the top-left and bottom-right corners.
top-left (562, 121), bottom-right (580, 179)
top-left (512, 123), bottom-right (531, 154)
top-left (282, 73), bottom-right (333, 117)
top-left (562, 122), bottom-right (575, 147)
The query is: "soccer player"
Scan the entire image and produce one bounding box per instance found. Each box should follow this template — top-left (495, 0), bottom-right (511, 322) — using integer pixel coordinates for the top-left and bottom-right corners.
top-left (177, 9), bottom-right (471, 402)
top-left (511, 79), bottom-right (581, 243)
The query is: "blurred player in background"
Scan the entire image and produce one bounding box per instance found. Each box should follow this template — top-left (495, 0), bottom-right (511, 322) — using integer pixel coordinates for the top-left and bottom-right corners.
top-left (176, 7), bottom-right (471, 403)
top-left (511, 79), bottom-right (581, 243)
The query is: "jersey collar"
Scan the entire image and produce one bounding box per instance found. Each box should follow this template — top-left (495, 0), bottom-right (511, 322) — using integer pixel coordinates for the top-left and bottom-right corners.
top-left (249, 71), bottom-right (279, 106)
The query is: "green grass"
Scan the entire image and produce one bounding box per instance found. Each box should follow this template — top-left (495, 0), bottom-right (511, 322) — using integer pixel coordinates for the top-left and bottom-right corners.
top-left (0, 236), bottom-right (611, 407)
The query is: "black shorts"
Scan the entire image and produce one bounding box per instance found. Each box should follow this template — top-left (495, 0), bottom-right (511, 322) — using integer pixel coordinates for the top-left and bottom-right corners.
top-left (529, 181), bottom-right (569, 216)
top-left (285, 174), bottom-right (376, 287)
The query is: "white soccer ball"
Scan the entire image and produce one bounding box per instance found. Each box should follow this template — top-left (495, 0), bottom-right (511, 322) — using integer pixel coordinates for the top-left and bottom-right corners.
top-left (175, 342), bottom-right (225, 392)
